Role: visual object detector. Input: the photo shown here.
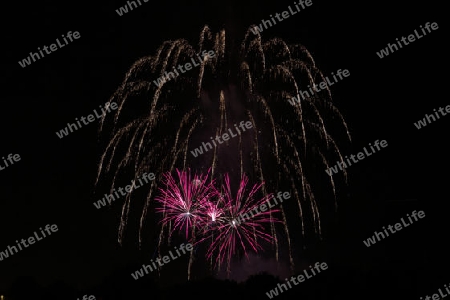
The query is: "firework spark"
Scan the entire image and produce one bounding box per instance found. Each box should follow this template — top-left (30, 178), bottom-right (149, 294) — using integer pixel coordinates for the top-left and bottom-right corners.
top-left (155, 170), bottom-right (281, 274)
top-left (198, 173), bottom-right (281, 274)
top-left (155, 168), bottom-right (217, 239)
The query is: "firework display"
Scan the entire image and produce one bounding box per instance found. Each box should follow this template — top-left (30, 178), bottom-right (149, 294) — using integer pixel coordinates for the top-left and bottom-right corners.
top-left (4, 0), bottom-right (446, 298)
top-left (96, 25), bottom-right (350, 277)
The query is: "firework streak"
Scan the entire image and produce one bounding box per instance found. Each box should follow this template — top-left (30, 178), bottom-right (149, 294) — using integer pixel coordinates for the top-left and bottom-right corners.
top-left (230, 191), bottom-right (290, 226)
top-left (153, 50), bottom-right (215, 87)
top-left (130, 243), bottom-right (193, 280)
top-left (93, 172), bottom-right (156, 209)
top-left (265, 262), bottom-right (328, 298)
top-left (288, 69), bottom-right (350, 105)
top-left (190, 121), bottom-right (253, 157)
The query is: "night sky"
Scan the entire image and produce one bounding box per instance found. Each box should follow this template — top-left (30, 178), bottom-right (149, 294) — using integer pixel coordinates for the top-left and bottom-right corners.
top-left (2, 0), bottom-right (448, 298)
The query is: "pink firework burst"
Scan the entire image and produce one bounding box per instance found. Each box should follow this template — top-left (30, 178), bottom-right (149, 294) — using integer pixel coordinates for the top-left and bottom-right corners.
top-left (196, 199), bottom-right (224, 233)
top-left (199, 173), bottom-right (281, 270)
top-left (155, 168), bottom-right (217, 239)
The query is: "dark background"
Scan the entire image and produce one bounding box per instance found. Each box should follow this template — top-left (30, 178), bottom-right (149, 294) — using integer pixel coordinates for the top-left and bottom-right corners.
top-left (1, 0), bottom-right (448, 299)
